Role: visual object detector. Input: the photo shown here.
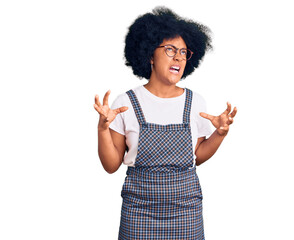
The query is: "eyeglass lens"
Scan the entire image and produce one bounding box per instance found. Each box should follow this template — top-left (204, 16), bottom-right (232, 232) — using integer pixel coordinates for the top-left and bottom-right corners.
top-left (165, 46), bottom-right (192, 60)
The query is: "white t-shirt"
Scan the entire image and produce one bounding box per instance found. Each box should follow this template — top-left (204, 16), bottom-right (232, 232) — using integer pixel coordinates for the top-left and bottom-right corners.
top-left (109, 85), bottom-right (212, 166)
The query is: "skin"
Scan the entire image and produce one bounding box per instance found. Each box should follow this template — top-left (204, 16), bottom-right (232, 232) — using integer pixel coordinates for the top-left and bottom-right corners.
top-left (147, 37), bottom-right (188, 95)
top-left (94, 36), bottom-right (237, 173)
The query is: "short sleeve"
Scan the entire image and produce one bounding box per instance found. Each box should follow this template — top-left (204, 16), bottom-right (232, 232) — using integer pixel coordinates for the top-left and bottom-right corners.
top-left (194, 93), bottom-right (213, 138)
top-left (109, 95), bottom-right (125, 136)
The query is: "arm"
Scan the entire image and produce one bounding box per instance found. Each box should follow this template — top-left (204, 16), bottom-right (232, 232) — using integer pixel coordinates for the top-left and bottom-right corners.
top-left (94, 90), bottom-right (129, 174)
top-left (195, 131), bottom-right (226, 166)
top-left (98, 125), bottom-right (127, 174)
top-left (195, 102), bottom-right (237, 166)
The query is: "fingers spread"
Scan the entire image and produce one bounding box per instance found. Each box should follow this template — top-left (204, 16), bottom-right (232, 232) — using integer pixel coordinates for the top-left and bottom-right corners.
top-left (93, 103), bottom-right (101, 113)
top-left (103, 90), bottom-right (111, 106)
top-left (223, 102), bottom-right (231, 115)
top-left (199, 112), bottom-right (214, 121)
top-left (229, 107), bottom-right (237, 118)
top-left (115, 106), bottom-right (129, 114)
top-left (95, 95), bottom-right (102, 108)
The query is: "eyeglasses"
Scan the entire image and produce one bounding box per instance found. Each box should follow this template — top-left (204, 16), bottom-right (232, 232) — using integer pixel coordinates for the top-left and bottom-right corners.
top-left (157, 44), bottom-right (194, 60)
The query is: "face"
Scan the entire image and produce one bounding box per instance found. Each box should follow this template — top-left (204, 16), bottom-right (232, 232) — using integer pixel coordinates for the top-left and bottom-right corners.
top-left (150, 36), bottom-right (187, 85)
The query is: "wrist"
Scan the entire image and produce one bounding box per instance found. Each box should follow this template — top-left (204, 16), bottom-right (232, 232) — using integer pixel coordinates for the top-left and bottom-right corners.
top-left (98, 125), bottom-right (109, 131)
top-left (98, 121), bottom-right (109, 130)
top-left (216, 128), bottom-right (228, 137)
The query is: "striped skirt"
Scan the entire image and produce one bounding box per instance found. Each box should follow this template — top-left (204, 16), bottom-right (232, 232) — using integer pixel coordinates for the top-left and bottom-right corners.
top-left (118, 166), bottom-right (205, 239)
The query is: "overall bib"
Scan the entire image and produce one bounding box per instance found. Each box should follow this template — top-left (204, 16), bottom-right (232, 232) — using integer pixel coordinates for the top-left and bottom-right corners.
top-left (118, 88), bottom-right (204, 239)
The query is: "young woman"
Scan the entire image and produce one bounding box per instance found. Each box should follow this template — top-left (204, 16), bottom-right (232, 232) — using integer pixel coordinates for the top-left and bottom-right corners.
top-left (94, 7), bottom-right (237, 239)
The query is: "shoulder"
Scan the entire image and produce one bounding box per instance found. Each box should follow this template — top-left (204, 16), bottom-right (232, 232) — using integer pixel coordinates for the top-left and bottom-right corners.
top-left (187, 89), bottom-right (208, 113)
top-left (193, 91), bottom-right (206, 104)
top-left (111, 85), bottom-right (143, 108)
top-left (187, 89), bottom-right (206, 105)
top-left (129, 85), bottom-right (145, 96)
top-left (110, 92), bottom-right (129, 109)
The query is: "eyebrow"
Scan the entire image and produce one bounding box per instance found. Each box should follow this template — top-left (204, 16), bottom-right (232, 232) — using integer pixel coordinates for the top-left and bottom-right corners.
top-left (165, 44), bottom-right (188, 50)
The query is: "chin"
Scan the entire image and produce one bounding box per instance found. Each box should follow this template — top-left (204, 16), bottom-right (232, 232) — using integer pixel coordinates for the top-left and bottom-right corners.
top-left (169, 75), bottom-right (182, 84)
top-left (166, 78), bottom-right (181, 85)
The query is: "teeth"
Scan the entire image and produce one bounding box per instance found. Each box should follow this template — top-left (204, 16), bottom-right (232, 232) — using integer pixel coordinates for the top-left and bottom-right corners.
top-left (171, 66), bottom-right (180, 70)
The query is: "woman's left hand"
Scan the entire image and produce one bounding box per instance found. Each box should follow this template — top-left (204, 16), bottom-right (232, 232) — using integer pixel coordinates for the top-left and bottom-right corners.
top-left (200, 102), bottom-right (237, 136)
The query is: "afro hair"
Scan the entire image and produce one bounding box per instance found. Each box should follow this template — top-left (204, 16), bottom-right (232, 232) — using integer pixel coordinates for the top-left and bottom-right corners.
top-left (124, 6), bottom-right (213, 80)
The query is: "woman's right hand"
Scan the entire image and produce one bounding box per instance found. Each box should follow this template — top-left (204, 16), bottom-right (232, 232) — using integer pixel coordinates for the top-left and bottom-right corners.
top-left (93, 90), bottom-right (128, 130)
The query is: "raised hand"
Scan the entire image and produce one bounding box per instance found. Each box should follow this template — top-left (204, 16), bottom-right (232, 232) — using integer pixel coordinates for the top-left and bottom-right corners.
top-left (93, 90), bottom-right (128, 129)
top-left (199, 102), bottom-right (237, 136)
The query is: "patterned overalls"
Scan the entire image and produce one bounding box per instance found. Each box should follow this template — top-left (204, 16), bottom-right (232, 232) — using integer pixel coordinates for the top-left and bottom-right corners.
top-left (118, 88), bottom-right (204, 239)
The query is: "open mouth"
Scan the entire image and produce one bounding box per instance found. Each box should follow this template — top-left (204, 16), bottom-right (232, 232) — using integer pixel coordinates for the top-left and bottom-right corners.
top-left (169, 65), bottom-right (180, 74)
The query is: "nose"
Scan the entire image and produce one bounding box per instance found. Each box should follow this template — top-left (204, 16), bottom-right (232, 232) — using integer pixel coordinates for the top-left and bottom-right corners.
top-left (173, 50), bottom-right (183, 61)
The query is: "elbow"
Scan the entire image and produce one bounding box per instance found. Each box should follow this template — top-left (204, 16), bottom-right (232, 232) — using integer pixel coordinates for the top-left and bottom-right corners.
top-left (105, 166), bottom-right (118, 174)
top-left (99, 155), bottom-right (121, 174)
top-left (195, 147), bottom-right (209, 166)
top-left (104, 166), bottom-right (113, 174)
top-left (195, 151), bottom-right (203, 166)
top-left (195, 158), bottom-right (203, 166)
top-left (106, 170), bottom-right (116, 174)
top-left (103, 162), bottom-right (121, 174)
top-left (195, 155), bottom-right (207, 166)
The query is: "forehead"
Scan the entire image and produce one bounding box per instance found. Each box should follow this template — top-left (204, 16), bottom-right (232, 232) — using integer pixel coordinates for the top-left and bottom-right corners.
top-left (160, 36), bottom-right (187, 48)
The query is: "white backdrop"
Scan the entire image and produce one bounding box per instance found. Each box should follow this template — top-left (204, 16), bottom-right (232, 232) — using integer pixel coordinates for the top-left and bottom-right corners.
top-left (1, 0), bottom-right (293, 239)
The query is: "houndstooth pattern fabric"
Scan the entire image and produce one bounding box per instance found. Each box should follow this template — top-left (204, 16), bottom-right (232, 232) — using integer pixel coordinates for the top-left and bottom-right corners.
top-left (118, 88), bottom-right (205, 239)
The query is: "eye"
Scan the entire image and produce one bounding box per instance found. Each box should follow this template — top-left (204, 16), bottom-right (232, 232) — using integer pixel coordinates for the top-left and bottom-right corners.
top-left (180, 49), bottom-right (187, 55)
top-left (166, 47), bottom-right (174, 52)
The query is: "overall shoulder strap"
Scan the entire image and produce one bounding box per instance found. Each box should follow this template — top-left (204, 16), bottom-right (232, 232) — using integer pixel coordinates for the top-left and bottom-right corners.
top-left (182, 88), bottom-right (193, 124)
top-left (126, 89), bottom-right (146, 125)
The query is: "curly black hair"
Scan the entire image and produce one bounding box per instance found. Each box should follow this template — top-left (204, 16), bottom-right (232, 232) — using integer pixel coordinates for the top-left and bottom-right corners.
top-left (124, 6), bottom-right (213, 80)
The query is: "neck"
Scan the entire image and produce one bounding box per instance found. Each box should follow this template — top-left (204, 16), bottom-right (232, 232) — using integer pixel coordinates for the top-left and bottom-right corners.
top-left (144, 78), bottom-right (184, 98)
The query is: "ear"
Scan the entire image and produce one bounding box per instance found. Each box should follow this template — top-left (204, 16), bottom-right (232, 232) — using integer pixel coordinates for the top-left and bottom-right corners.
top-left (150, 56), bottom-right (154, 65)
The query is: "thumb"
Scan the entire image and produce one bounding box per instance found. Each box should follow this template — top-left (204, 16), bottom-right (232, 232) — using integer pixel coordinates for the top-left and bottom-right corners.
top-left (199, 112), bottom-right (213, 121)
top-left (115, 106), bottom-right (129, 114)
